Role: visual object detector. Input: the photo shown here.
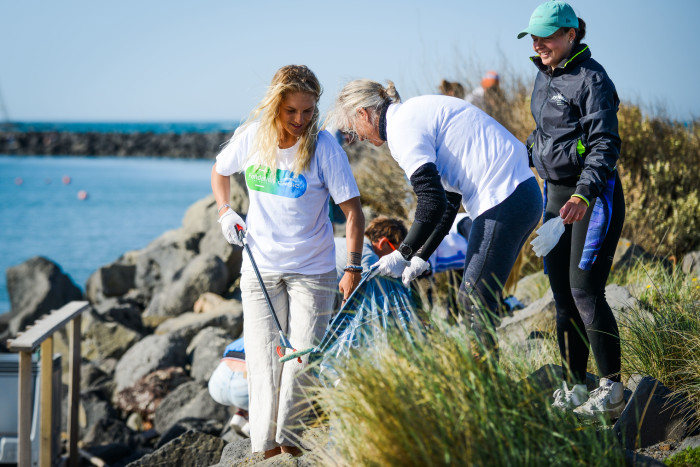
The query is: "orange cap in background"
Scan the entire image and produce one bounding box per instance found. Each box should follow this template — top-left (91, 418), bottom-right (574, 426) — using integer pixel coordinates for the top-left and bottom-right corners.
top-left (481, 71), bottom-right (500, 89)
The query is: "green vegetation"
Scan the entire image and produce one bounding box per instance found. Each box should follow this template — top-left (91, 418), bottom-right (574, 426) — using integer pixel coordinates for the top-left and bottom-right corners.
top-left (618, 261), bottom-right (700, 427)
top-left (313, 326), bottom-right (624, 466)
top-left (665, 446), bottom-right (700, 467)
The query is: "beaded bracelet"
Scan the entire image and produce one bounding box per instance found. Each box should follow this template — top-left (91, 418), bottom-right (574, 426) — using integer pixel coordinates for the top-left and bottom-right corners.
top-left (344, 265), bottom-right (363, 273)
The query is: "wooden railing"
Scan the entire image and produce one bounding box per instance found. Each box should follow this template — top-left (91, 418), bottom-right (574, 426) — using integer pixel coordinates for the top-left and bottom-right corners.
top-left (8, 301), bottom-right (90, 467)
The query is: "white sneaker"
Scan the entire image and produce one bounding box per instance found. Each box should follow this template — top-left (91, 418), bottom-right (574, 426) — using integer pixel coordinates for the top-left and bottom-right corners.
top-left (574, 378), bottom-right (625, 420)
top-left (229, 410), bottom-right (250, 437)
top-left (552, 382), bottom-right (589, 411)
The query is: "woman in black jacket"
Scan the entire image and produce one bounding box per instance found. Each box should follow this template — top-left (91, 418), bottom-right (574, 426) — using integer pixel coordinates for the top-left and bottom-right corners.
top-left (519, 1), bottom-right (626, 419)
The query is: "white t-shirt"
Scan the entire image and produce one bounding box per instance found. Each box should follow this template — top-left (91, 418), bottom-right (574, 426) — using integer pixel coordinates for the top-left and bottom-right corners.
top-left (216, 122), bottom-right (360, 274)
top-left (385, 95), bottom-right (534, 218)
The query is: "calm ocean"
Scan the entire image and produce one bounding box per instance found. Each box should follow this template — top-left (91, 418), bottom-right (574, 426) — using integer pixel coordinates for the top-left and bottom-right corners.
top-left (0, 155), bottom-right (217, 314)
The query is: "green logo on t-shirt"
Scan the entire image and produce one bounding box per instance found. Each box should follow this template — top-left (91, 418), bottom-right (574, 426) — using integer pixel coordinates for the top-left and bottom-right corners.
top-left (245, 166), bottom-right (307, 198)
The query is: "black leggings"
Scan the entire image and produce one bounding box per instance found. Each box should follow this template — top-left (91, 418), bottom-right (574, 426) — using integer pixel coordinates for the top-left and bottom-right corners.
top-left (544, 173), bottom-right (625, 383)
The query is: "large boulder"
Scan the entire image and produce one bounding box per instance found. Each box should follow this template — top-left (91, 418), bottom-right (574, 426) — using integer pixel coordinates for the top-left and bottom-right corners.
top-left (513, 270), bottom-right (549, 307)
top-left (81, 309), bottom-right (142, 363)
top-left (681, 251), bottom-right (700, 278)
top-left (154, 381), bottom-right (231, 435)
top-left (143, 254), bottom-right (229, 322)
top-left (154, 299), bottom-right (243, 344)
top-left (188, 327), bottom-right (232, 383)
top-left (614, 376), bottom-right (697, 450)
top-left (182, 175), bottom-right (249, 236)
top-left (498, 289), bottom-right (555, 349)
top-left (132, 228), bottom-right (201, 300)
top-left (85, 262), bottom-right (136, 304)
top-left (1, 256), bottom-right (83, 342)
top-left (113, 334), bottom-right (188, 392)
top-left (125, 431), bottom-right (226, 467)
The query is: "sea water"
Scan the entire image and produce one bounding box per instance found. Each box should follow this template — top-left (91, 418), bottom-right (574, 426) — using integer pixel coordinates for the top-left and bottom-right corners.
top-left (0, 155), bottom-right (216, 314)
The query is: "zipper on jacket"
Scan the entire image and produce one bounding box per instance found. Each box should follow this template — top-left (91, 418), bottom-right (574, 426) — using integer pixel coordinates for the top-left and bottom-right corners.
top-left (536, 73), bottom-right (553, 180)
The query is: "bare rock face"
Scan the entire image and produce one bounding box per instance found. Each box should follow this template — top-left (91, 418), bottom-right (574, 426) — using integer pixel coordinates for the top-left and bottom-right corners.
top-left (1, 256), bottom-right (83, 344)
top-left (113, 333), bottom-right (188, 392)
top-left (143, 253), bottom-right (230, 321)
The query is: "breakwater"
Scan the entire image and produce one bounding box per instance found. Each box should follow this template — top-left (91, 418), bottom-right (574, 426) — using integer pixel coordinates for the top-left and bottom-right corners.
top-left (0, 130), bottom-right (232, 159)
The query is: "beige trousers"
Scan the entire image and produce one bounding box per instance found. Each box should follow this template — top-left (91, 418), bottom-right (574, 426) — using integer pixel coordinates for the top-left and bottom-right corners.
top-left (241, 270), bottom-right (336, 453)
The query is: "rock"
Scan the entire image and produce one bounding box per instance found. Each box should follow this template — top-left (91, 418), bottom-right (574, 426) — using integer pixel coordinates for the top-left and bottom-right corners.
top-left (153, 300), bottom-right (243, 344)
top-left (125, 431), bottom-right (226, 467)
top-left (497, 289), bottom-right (555, 348)
top-left (113, 334), bottom-right (188, 392)
top-left (85, 263), bottom-right (136, 304)
top-left (211, 438), bottom-right (261, 467)
top-left (614, 376), bottom-right (697, 450)
top-left (1, 256), bottom-right (83, 342)
top-left (605, 284), bottom-right (638, 320)
top-left (92, 299), bottom-right (144, 333)
top-left (81, 361), bottom-right (111, 392)
top-left (681, 251), bottom-right (700, 278)
top-left (114, 367), bottom-right (191, 423)
top-left (82, 310), bottom-right (142, 363)
top-left (154, 417), bottom-right (225, 449)
top-left (188, 327), bottom-right (231, 383)
top-left (182, 177), bottom-right (249, 236)
top-left (82, 417), bottom-right (135, 449)
top-left (679, 434), bottom-right (700, 450)
top-left (199, 229), bottom-right (244, 284)
top-left (154, 381), bottom-right (231, 435)
top-left (624, 450), bottom-right (667, 466)
top-left (143, 253), bottom-right (229, 320)
top-left (83, 443), bottom-right (140, 467)
top-left (193, 292), bottom-right (226, 314)
top-left (613, 238), bottom-right (669, 272)
top-left (79, 389), bottom-right (118, 439)
top-left (513, 270), bottom-right (549, 307)
top-left (133, 228), bottom-right (201, 300)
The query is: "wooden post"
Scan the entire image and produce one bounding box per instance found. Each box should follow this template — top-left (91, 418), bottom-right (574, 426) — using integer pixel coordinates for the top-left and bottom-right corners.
top-left (17, 351), bottom-right (33, 467)
top-left (40, 337), bottom-right (53, 467)
top-left (67, 316), bottom-right (81, 467)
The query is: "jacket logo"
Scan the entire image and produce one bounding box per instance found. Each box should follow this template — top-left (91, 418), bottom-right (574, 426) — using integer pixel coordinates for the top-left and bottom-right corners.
top-left (550, 93), bottom-right (568, 106)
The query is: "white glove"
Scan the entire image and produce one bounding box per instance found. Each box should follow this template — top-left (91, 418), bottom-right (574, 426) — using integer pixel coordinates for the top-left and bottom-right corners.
top-left (218, 209), bottom-right (247, 246)
top-left (402, 256), bottom-right (429, 287)
top-left (530, 216), bottom-right (565, 257)
top-left (370, 250), bottom-right (410, 278)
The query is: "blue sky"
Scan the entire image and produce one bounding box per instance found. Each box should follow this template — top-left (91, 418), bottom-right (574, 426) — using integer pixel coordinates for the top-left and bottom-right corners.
top-left (1, 0), bottom-right (698, 122)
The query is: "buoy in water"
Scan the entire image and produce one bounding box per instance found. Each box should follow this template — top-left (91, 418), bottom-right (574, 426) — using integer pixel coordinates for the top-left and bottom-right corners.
top-left (77, 190), bottom-right (88, 200)
top-left (14, 177), bottom-right (23, 185)
top-left (62, 176), bottom-right (71, 185)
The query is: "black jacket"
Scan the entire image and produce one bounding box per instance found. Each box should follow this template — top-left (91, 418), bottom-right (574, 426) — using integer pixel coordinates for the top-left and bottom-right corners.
top-left (526, 44), bottom-right (620, 202)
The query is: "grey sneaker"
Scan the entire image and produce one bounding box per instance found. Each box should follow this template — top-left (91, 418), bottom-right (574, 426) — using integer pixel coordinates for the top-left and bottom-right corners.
top-left (552, 382), bottom-right (589, 411)
top-left (574, 378), bottom-right (625, 420)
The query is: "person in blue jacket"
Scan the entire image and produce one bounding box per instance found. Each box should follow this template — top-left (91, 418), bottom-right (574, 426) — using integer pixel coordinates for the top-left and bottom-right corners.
top-left (519, 1), bottom-right (626, 419)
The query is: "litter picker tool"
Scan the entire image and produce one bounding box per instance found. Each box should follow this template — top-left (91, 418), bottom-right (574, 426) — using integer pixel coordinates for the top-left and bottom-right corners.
top-left (235, 225), bottom-right (303, 364)
top-left (279, 264), bottom-right (379, 363)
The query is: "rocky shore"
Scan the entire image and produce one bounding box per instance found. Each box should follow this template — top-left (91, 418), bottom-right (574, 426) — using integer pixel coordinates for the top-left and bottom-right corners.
top-left (1, 172), bottom-right (699, 466)
top-left (0, 129), bottom-right (230, 158)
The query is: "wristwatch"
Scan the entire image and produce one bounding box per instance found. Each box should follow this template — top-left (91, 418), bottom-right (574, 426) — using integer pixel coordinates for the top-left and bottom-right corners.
top-left (398, 242), bottom-right (413, 261)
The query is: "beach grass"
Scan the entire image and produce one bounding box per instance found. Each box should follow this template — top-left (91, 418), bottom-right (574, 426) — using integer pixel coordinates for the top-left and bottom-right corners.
top-left (312, 325), bottom-right (625, 466)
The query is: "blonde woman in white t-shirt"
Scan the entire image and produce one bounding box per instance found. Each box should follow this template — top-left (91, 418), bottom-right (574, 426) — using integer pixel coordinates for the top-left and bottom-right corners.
top-left (328, 79), bottom-right (542, 359)
top-left (211, 65), bottom-right (364, 458)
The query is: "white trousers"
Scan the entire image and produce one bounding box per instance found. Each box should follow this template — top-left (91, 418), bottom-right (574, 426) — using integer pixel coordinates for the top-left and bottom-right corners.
top-left (241, 270), bottom-right (336, 453)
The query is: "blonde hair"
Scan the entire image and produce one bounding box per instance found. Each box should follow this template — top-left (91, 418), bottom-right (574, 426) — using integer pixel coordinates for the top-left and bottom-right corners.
top-left (242, 65), bottom-right (322, 174)
top-left (326, 79), bottom-right (401, 134)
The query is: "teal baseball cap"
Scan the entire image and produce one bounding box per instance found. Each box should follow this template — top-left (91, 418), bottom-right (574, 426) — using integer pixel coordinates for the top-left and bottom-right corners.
top-left (517, 1), bottom-right (579, 39)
